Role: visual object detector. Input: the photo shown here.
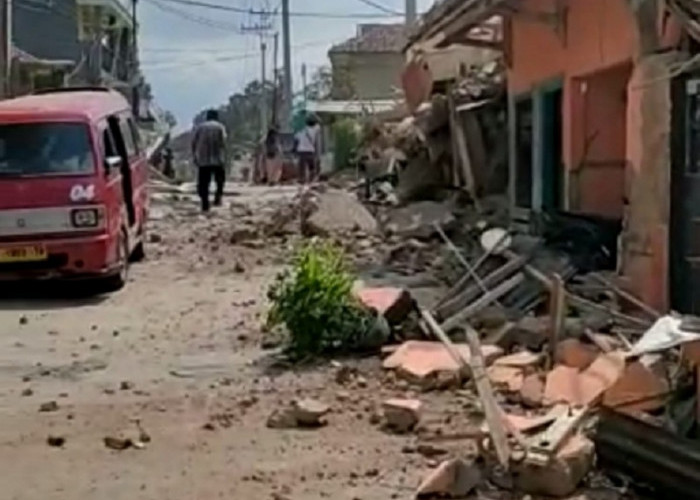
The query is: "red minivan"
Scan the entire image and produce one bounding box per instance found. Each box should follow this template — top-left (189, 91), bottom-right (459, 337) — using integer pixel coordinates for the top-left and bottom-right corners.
top-left (0, 88), bottom-right (148, 290)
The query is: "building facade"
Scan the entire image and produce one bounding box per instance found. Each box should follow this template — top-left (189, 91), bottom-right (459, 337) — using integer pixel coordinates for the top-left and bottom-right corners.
top-left (410, 0), bottom-right (700, 314)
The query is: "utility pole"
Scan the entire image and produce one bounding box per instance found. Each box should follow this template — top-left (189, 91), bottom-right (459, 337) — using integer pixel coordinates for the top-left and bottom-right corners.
top-left (260, 39), bottom-right (267, 136)
top-left (131, 0), bottom-right (139, 116)
top-left (281, 0), bottom-right (292, 132)
top-left (405, 0), bottom-right (416, 25)
top-left (0, 0), bottom-right (12, 98)
top-left (301, 63), bottom-right (307, 111)
top-left (271, 31), bottom-right (279, 126)
top-left (242, 11), bottom-right (273, 138)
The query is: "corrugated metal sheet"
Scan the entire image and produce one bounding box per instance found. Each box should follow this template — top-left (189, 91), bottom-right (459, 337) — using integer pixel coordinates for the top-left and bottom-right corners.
top-left (595, 409), bottom-right (700, 499)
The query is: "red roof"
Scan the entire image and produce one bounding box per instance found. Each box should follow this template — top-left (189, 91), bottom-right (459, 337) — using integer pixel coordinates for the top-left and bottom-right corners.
top-left (0, 89), bottom-right (131, 122)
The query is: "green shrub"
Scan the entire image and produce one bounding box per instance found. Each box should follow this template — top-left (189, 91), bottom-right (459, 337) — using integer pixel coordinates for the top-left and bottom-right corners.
top-left (332, 119), bottom-right (359, 170)
top-left (267, 240), bottom-right (379, 358)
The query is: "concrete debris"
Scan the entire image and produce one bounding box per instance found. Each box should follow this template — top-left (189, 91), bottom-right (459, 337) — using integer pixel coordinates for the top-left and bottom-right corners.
top-left (267, 399), bottom-right (330, 429)
top-left (302, 190), bottom-right (379, 237)
top-left (382, 398), bottom-right (422, 433)
top-left (416, 458), bottom-right (482, 499)
top-left (382, 340), bottom-right (503, 385)
top-left (383, 201), bottom-right (456, 239)
top-left (511, 434), bottom-right (594, 498)
top-left (355, 286), bottom-right (414, 324)
top-left (104, 436), bottom-right (134, 451)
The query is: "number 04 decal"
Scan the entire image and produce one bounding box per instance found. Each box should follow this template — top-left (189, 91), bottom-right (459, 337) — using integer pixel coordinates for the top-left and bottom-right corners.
top-left (70, 184), bottom-right (95, 202)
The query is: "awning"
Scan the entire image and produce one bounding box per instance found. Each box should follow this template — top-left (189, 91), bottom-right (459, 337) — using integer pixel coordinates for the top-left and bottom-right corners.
top-left (306, 99), bottom-right (399, 115)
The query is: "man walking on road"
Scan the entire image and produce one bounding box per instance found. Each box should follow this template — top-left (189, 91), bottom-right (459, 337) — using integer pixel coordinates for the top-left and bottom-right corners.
top-left (192, 109), bottom-right (227, 212)
top-left (295, 114), bottom-right (321, 184)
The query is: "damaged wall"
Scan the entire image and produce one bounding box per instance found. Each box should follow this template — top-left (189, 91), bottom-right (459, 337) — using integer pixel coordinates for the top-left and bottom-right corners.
top-left (622, 52), bottom-right (681, 313)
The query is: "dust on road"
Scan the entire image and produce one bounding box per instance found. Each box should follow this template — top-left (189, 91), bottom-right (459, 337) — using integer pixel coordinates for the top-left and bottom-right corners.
top-left (0, 185), bottom-right (455, 500)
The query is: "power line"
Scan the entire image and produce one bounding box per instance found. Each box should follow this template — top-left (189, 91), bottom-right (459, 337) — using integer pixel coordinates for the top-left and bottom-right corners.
top-left (145, 0), bottom-right (246, 32)
top-left (354, 0), bottom-right (401, 15)
top-left (154, 0), bottom-right (399, 19)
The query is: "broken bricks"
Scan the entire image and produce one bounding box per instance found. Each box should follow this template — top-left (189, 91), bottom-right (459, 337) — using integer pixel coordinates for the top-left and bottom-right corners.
top-left (383, 340), bottom-right (502, 387)
top-left (382, 398), bottom-right (422, 433)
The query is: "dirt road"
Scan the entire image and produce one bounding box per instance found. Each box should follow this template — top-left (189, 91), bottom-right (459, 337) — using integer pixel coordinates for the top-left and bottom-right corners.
top-left (0, 185), bottom-right (465, 500)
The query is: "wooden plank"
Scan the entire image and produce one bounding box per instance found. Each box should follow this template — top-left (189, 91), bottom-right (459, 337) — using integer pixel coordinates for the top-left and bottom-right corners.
top-left (420, 309), bottom-right (511, 467)
top-left (437, 255), bottom-right (527, 320)
top-left (591, 273), bottom-right (661, 319)
top-left (548, 273), bottom-right (566, 369)
top-left (465, 325), bottom-right (511, 467)
top-left (448, 92), bottom-right (479, 203)
top-left (441, 272), bottom-right (525, 331)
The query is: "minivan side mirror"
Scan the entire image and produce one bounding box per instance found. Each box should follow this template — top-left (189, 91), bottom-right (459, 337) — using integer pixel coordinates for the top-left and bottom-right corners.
top-left (104, 156), bottom-right (122, 176)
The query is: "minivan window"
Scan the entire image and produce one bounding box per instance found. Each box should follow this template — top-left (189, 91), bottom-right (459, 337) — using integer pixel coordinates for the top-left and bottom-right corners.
top-left (120, 120), bottom-right (136, 157)
top-left (0, 123), bottom-right (94, 176)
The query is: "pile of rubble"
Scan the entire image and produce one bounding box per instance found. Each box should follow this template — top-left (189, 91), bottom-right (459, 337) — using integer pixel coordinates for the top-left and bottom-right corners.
top-left (344, 213), bottom-right (700, 498)
top-left (357, 59), bottom-right (507, 206)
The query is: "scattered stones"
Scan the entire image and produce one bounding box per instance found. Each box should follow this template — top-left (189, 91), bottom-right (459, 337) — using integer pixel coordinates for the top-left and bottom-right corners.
top-left (148, 233), bottom-right (163, 243)
top-left (21, 388), bottom-right (33, 397)
top-left (382, 398), bottom-right (422, 433)
top-left (47, 436), bottom-right (66, 448)
top-left (19, 315), bottom-right (28, 325)
top-left (39, 401), bottom-right (59, 412)
top-left (104, 436), bottom-right (133, 451)
top-left (416, 458), bottom-right (482, 498)
top-left (267, 399), bottom-right (330, 429)
top-left (384, 201), bottom-right (456, 240)
top-left (120, 381), bottom-right (134, 391)
top-left (233, 261), bottom-right (246, 274)
top-left (292, 399), bottom-right (330, 427)
top-left (229, 226), bottom-right (258, 244)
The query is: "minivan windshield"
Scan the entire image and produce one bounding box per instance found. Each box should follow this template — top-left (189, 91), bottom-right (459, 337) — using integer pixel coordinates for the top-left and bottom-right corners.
top-left (0, 122), bottom-right (94, 177)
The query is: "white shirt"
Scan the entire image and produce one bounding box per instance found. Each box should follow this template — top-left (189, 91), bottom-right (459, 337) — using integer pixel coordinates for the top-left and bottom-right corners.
top-left (295, 125), bottom-right (321, 154)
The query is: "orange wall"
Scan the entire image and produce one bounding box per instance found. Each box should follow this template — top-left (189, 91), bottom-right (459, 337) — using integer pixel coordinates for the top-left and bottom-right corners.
top-left (508, 0), bottom-right (637, 93)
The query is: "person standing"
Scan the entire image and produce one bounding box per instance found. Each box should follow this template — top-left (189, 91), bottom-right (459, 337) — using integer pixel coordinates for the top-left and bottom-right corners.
top-left (264, 126), bottom-right (283, 185)
top-left (295, 114), bottom-right (321, 184)
top-left (192, 109), bottom-right (227, 212)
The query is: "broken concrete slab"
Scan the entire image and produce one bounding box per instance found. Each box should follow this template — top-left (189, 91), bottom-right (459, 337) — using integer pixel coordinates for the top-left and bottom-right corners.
top-left (383, 340), bottom-right (503, 384)
top-left (384, 201), bottom-right (456, 239)
top-left (266, 408), bottom-right (299, 429)
top-left (512, 434), bottom-right (594, 498)
top-left (416, 458), bottom-right (482, 498)
top-left (555, 338), bottom-right (598, 370)
top-left (355, 286), bottom-right (414, 324)
top-left (382, 398), bottom-right (422, 433)
top-left (302, 190), bottom-right (379, 237)
top-left (603, 361), bottom-right (669, 413)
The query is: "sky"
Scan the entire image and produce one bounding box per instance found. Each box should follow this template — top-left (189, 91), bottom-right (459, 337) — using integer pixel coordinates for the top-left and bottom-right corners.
top-left (138, 0), bottom-right (434, 129)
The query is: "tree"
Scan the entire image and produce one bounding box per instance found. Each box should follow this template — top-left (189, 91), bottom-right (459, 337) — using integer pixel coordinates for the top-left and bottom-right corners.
top-left (163, 110), bottom-right (177, 129)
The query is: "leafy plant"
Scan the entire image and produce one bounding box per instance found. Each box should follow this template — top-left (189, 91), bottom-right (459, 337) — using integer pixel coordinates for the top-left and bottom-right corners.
top-left (267, 240), bottom-right (379, 358)
top-left (332, 119), bottom-right (360, 170)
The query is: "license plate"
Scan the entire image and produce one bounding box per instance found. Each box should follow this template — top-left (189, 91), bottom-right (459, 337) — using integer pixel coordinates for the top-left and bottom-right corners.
top-left (0, 245), bottom-right (48, 263)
